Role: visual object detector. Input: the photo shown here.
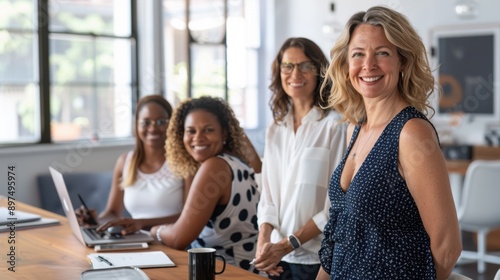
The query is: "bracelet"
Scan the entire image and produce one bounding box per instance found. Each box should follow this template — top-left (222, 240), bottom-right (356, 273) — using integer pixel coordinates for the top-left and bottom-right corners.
top-left (156, 225), bottom-right (166, 243)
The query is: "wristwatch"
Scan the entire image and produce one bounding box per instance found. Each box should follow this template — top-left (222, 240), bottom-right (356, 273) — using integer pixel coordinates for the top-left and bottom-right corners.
top-left (287, 234), bottom-right (301, 250)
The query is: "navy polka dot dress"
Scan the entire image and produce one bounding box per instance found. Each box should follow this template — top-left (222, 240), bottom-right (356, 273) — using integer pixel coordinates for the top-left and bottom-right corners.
top-left (319, 106), bottom-right (437, 279)
top-left (190, 153), bottom-right (260, 271)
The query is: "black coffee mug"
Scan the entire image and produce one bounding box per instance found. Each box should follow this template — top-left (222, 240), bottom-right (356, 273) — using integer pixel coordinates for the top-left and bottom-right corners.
top-left (188, 248), bottom-right (226, 280)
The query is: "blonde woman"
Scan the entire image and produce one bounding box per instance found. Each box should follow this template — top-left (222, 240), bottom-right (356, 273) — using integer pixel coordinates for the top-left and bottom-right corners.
top-left (317, 6), bottom-right (461, 280)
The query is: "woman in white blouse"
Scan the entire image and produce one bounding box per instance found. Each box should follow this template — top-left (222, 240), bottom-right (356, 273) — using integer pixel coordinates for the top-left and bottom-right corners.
top-left (253, 38), bottom-right (346, 279)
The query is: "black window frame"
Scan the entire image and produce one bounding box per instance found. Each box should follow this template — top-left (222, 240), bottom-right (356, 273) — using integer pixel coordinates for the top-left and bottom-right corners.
top-left (34, 0), bottom-right (140, 145)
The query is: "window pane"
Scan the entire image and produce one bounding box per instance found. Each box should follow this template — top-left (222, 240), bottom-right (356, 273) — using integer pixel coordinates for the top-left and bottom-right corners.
top-left (189, 0), bottom-right (225, 44)
top-left (50, 35), bottom-right (132, 85)
top-left (0, 0), bottom-right (36, 30)
top-left (0, 31), bottom-right (37, 83)
top-left (0, 0), bottom-right (40, 144)
top-left (50, 85), bottom-right (132, 142)
top-left (190, 44), bottom-right (226, 99)
top-left (0, 84), bottom-right (40, 143)
top-left (49, 1), bottom-right (134, 143)
top-left (95, 38), bottom-right (132, 84)
top-left (49, 0), bottom-right (131, 37)
top-left (50, 34), bottom-right (95, 84)
top-left (163, 0), bottom-right (188, 105)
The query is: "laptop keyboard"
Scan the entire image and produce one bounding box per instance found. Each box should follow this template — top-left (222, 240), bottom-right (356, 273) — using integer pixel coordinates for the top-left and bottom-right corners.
top-left (83, 228), bottom-right (123, 240)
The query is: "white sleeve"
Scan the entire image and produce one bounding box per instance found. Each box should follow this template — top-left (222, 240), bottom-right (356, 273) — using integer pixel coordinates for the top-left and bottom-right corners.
top-left (257, 124), bottom-right (280, 229)
top-left (314, 120), bottom-right (347, 232)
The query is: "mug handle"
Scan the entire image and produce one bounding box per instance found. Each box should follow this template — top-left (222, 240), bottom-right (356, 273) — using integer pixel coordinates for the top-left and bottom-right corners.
top-left (215, 254), bottom-right (226, 274)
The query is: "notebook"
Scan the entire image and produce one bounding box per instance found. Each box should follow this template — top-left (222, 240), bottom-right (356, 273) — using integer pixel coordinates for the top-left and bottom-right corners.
top-left (87, 251), bottom-right (175, 269)
top-left (48, 167), bottom-right (154, 247)
top-left (0, 207), bottom-right (41, 225)
top-left (0, 216), bottom-right (60, 232)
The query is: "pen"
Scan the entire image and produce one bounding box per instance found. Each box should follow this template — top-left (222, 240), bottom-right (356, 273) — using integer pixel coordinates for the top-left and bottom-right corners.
top-left (249, 258), bottom-right (256, 265)
top-left (97, 255), bottom-right (113, 266)
top-left (77, 193), bottom-right (98, 226)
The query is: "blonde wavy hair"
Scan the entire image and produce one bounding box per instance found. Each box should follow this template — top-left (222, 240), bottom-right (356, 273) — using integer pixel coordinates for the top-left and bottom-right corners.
top-left (166, 96), bottom-right (250, 178)
top-left (322, 5), bottom-right (437, 124)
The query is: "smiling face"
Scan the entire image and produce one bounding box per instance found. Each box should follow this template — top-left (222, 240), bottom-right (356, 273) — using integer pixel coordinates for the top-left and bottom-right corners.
top-left (182, 109), bottom-right (227, 163)
top-left (280, 47), bottom-right (318, 104)
top-left (137, 102), bottom-right (169, 149)
top-left (348, 24), bottom-right (402, 100)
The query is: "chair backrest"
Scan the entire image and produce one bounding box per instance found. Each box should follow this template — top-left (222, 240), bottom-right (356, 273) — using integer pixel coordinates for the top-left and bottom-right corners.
top-left (494, 268), bottom-right (500, 280)
top-left (457, 160), bottom-right (500, 226)
top-left (37, 171), bottom-right (113, 216)
top-left (447, 272), bottom-right (472, 280)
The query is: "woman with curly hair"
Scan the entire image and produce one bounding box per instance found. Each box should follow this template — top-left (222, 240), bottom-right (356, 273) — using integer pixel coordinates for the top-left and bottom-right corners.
top-left (151, 96), bottom-right (261, 272)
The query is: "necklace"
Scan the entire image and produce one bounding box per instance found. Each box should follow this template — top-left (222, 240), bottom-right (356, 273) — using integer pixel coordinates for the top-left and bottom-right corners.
top-left (351, 126), bottom-right (375, 159)
top-left (351, 105), bottom-right (398, 159)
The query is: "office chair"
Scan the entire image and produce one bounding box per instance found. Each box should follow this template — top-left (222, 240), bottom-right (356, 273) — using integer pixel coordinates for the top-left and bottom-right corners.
top-left (447, 272), bottom-right (472, 280)
top-left (494, 268), bottom-right (500, 280)
top-left (457, 160), bottom-right (500, 274)
top-left (37, 171), bottom-right (114, 216)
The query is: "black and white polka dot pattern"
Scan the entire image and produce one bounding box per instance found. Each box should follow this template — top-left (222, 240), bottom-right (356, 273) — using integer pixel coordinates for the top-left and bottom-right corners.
top-left (190, 153), bottom-right (260, 271)
top-left (319, 106), bottom-right (437, 279)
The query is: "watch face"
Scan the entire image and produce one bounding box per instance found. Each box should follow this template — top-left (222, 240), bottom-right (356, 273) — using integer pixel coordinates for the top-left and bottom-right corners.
top-left (288, 235), bottom-right (300, 249)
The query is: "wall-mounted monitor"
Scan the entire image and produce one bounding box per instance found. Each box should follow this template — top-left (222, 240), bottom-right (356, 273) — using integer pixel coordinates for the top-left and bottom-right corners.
top-left (430, 23), bottom-right (500, 122)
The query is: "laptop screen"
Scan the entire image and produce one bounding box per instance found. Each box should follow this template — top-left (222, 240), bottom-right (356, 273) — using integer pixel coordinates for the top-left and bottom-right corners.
top-left (49, 166), bottom-right (88, 245)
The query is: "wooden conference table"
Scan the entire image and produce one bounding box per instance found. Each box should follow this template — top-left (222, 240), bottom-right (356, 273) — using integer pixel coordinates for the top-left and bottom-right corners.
top-left (444, 145), bottom-right (500, 175)
top-left (0, 197), bottom-right (266, 280)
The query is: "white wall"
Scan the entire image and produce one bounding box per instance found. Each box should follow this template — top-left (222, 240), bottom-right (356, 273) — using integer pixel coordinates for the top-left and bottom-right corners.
top-left (270, 0), bottom-right (500, 145)
top-left (273, 0), bottom-right (499, 55)
top-left (268, 0), bottom-right (500, 205)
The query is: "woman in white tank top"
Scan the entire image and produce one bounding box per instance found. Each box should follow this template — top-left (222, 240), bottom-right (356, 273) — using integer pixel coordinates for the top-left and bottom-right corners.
top-left (77, 95), bottom-right (191, 235)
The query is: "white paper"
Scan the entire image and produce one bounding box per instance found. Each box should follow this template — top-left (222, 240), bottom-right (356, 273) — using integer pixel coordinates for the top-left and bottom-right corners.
top-left (87, 251), bottom-right (175, 269)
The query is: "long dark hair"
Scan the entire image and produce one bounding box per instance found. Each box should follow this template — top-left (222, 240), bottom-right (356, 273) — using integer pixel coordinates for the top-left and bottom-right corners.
top-left (268, 37), bottom-right (331, 124)
top-left (122, 95), bottom-right (173, 187)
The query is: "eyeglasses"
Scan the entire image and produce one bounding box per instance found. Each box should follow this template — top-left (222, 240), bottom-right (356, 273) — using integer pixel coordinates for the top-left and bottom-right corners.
top-left (138, 119), bottom-right (169, 128)
top-left (280, 61), bottom-right (316, 74)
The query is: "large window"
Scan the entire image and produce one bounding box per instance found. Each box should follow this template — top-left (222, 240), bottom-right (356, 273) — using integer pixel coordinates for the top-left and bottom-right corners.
top-left (0, 0), bottom-right (263, 146)
top-left (162, 0), bottom-right (261, 129)
top-left (0, 0), bottom-right (40, 143)
top-left (48, 0), bottom-right (135, 141)
top-left (0, 0), bottom-right (137, 145)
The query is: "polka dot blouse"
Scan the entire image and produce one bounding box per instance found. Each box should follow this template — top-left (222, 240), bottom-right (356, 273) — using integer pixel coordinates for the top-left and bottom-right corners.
top-left (319, 106), bottom-right (437, 279)
top-left (190, 153), bottom-right (260, 272)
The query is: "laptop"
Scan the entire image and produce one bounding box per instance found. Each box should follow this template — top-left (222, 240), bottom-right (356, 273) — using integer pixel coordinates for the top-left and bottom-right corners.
top-left (0, 207), bottom-right (41, 225)
top-left (48, 167), bottom-right (154, 247)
